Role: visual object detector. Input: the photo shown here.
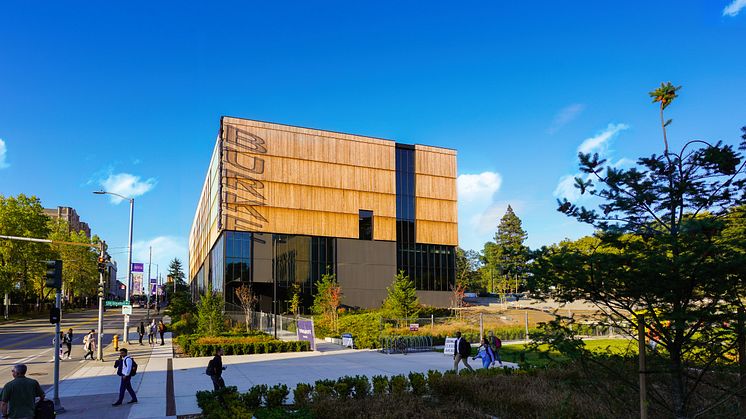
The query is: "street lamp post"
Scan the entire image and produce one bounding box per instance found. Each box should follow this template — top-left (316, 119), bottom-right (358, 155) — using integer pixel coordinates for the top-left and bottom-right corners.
top-left (94, 190), bottom-right (134, 343)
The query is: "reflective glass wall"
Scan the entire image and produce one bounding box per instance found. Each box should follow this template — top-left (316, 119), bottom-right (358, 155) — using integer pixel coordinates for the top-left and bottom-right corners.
top-left (395, 143), bottom-right (456, 291)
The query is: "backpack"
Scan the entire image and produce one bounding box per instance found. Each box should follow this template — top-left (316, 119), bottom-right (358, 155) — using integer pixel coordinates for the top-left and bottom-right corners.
top-left (130, 358), bottom-right (138, 376)
top-left (35, 399), bottom-right (56, 419)
top-left (205, 359), bottom-right (214, 376)
top-left (492, 336), bottom-right (502, 350)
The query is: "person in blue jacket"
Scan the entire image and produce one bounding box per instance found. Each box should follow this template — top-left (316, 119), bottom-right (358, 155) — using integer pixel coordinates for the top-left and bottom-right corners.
top-left (472, 337), bottom-right (495, 369)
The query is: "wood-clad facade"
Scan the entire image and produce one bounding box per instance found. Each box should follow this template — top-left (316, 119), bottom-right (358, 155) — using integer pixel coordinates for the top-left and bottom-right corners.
top-left (189, 117), bottom-right (457, 309)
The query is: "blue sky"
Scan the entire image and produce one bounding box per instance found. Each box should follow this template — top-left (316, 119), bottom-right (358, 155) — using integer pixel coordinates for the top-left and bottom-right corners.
top-left (1, 1), bottom-right (745, 278)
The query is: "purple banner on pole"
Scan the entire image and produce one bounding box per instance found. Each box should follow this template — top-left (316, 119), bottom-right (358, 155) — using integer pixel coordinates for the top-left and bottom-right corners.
top-left (150, 278), bottom-right (157, 284)
top-left (296, 319), bottom-right (316, 351)
top-left (131, 263), bottom-right (144, 272)
top-left (151, 283), bottom-right (157, 295)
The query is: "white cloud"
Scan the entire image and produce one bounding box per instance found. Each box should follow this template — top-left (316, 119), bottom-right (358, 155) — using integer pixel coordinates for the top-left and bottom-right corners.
top-left (553, 174), bottom-right (581, 200)
top-left (0, 138), bottom-right (8, 169)
top-left (99, 173), bottom-right (157, 203)
top-left (577, 123), bottom-right (629, 154)
top-left (723, 0), bottom-right (746, 16)
top-left (547, 103), bottom-right (585, 134)
top-left (132, 236), bottom-right (188, 282)
top-left (457, 172), bottom-right (502, 203)
top-left (471, 202), bottom-right (527, 235)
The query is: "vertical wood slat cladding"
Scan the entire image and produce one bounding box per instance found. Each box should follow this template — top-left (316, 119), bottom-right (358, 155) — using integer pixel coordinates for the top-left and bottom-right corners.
top-left (189, 138), bottom-right (222, 277)
top-left (414, 145), bottom-right (458, 246)
top-left (221, 118), bottom-right (397, 241)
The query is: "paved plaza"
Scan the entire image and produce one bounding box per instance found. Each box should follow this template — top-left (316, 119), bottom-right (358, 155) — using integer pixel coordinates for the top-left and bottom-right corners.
top-left (45, 327), bottom-right (515, 418)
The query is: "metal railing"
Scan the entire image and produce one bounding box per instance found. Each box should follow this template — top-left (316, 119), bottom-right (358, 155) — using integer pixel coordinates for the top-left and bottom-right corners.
top-left (224, 304), bottom-right (309, 341)
top-left (379, 335), bottom-right (433, 354)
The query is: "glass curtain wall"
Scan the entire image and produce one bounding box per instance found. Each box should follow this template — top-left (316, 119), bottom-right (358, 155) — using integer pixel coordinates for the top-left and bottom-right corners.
top-left (395, 144), bottom-right (456, 291)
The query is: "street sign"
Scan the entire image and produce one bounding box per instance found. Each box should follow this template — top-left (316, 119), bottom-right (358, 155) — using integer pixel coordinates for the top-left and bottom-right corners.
top-left (444, 337), bottom-right (457, 356)
top-left (105, 300), bottom-right (130, 307)
top-left (122, 305), bottom-right (133, 315)
top-left (409, 323), bottom-right (420, 331)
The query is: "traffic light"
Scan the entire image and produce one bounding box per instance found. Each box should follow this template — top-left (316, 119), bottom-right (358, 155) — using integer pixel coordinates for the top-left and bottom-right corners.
top-left (45, 260), bottom-right (62, 289)
top-left (98, 283), bottom-right (105, 298)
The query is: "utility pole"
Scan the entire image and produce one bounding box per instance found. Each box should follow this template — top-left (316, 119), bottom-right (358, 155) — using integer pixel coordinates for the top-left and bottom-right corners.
top-left (97, 241), bottom-right (105, 361)
top-left (638, 314), bottom-right (648, 419)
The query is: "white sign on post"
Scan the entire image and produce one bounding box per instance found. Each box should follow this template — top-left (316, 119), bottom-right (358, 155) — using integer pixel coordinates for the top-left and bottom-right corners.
top-left (444, 337), bottom-right (457, 356)
top-left (122, 305), bottom-right (132, 315)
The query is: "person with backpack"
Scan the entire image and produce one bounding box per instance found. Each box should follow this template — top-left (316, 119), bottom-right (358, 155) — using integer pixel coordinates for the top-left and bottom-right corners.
top-left (112, 348), bottom-right (138, 406)
top-left (1, 364), bottom-right (46, 419)
top-left (205, 347), bottom-right (227, 391)
top-left (452, 331), bottom-right (474, 373)
top-left (157, 320), bottom-right (166, 346)
top-left (63, 328), bottom-right (73, 359)
top-left (487, 330), bottom-right (503, 366)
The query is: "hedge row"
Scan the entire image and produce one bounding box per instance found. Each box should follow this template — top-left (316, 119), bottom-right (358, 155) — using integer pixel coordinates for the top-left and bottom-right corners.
top-left (195, 369), bottom-right (524, 418)
top-left (177, 334), bottom-right (310, 356)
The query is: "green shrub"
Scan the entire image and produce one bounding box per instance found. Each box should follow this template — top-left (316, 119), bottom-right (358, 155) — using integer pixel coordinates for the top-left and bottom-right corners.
top-left (389, 374), bottom-right (409, 396)
top-left (197, 292), bottom-right (226, 336)
top-left (196, 386), bottom-right (252, 419)
top-left (293, 383), bottom-right (313, 407)
top-left (243, 384), bottom-right (267, 409)
top-left (408, 372), bottom-right (426, 396)
top-left (266, 384), bottom-right (289, 408)
top-left (371, 375), bottom-right (389, 396)
top-left (312, 383), bottom-right (334, 401)
top-left (183, 336), bottom-right (310, 356)
top-left (337, 312), bottom-right (382, 349)
top-left (352, 375), bottom-right (371, 399)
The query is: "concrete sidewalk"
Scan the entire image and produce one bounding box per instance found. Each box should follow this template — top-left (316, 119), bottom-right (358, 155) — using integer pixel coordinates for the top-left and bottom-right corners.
top-left (173, 340), bottom-right (518, 416)
top-left (51, 325), bottom-right (518, 418)
top-left (50, 318), bottom-right (174, 419)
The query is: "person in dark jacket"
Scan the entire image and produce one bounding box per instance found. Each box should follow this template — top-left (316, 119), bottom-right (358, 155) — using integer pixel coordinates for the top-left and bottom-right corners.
top-left (157, 320), bottom-right (166, 346)
top-left (453, 331), bottom-right (474, 373)
top-left (63, 328), bottom-right (73, 359)
top-left (137, 321), bottom-right (145, 345)
top-left (206, 347), bottom-right (226, 391)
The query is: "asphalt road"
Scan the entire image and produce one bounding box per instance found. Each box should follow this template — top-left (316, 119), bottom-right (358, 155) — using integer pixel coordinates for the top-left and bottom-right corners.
top-left (0, 307), bottom-right (163, 390)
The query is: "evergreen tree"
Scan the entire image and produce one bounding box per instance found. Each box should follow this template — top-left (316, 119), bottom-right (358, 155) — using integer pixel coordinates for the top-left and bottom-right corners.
top-left (383, 270), bottom-right (420, 319)
top-left (196, 291), bottom-right (226, 336)
top-left (167, 258), bottom-right (186, 285)
top-left (484, 205), bottom-right (528, 294)
top-left (532, 83), bottom-right (746, 418)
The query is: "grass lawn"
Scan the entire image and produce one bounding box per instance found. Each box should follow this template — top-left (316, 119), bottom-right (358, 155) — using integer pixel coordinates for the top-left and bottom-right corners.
top-left (496, 338), bottom-right (636, 367)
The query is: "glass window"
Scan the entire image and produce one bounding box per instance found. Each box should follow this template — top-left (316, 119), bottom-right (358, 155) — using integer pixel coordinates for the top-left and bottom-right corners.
top-left (359, 210), bottom-right (373, 240)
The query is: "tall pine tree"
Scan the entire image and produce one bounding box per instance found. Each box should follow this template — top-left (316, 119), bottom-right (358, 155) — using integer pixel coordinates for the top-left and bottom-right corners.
top-left (491, 205), bottom-right (528, 294)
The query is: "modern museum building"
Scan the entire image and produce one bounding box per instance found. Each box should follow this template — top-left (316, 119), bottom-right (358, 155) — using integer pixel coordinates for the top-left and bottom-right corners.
top-left (188, 117), bottom-right (458, 312)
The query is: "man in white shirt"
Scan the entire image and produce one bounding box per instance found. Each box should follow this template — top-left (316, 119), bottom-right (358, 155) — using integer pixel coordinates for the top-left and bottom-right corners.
top-left (112, 348), bottom-right (138, 406)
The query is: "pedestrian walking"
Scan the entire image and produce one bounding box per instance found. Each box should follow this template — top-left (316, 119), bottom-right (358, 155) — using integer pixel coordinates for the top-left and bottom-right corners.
top-left (51, 332), bottom-right (64, 361)
top-left (158, 320), bottom-right (166, 346)
top-left (137, 321), bottom-right (145, 345)
top-left (0, 364), bottom-right (46, 419)
top-left (63, 328), bottom-right (73, 359)
top-left (472, 337), bottom-right (496, 369)
top-left (148, 320), bottom-right (156, 345)
top-left (205, 347), bottom-right (227, 391)
top-left (453, 331), bottom-right (474, 373)
top-left (487, 330), bottom-right (503, 366)
top-left (112, 348), bottom-right (138, 406)
top-left (83, 330), bottom-right (96, 360)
